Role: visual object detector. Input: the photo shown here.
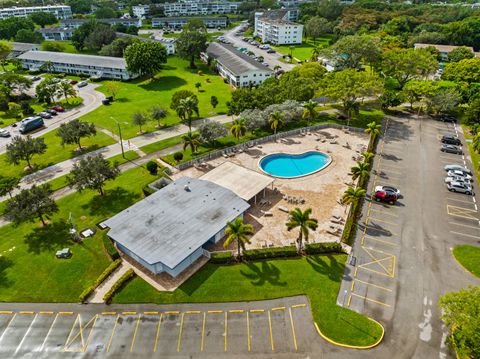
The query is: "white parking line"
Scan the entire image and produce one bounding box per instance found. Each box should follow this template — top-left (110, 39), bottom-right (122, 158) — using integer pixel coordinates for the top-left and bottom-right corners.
top-left (15, 314), bottom-right (37, 354)
top-left (449, 222), bottom-right (480, 229)
top-left (39, 313), bottom-right (59, 351)
top-left (450, 231), bottom-right (480, 239)
top-left (446, 197), bottom-right (476, 205)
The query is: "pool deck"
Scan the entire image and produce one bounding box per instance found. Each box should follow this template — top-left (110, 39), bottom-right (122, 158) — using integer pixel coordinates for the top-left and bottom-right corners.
top-left (171, 127), bottom-right (369, 250)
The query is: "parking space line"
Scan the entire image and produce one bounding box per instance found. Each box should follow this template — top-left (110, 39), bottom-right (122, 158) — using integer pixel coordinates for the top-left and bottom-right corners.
top-left (106, 315), bottom-right (119, 352)
top-left (446, 197), bottom-right (476, 205)
top-left (200, 312), bottom-right (206, 352)
top-left (246, 311), bottom-right (250, 352)
top-left (450, 231), bottom-right (480, 239)
top-left (64, 314), bottom-right (82, 351)
top-left (0, 311), bottom-right (13, 314)
top-left (350, 293), bottom-right (391, 307)
top-left (19, 311), bottom-right (34, 314)
top-left (224, 312), bottom-right (227, 352)
top-left (122, 312), bottom-right (136, 315)
top-left (370, 208), bottom-right (398, 217)
top-left (153, 314), bottom-right (163, 353)
top-left (0, 313), bottom-right (16, 344)
top-left (40, 312), bottom-right (59, 351)
top-left (368, 217), bottom-right (398, 226)
top-left (271, 307), bottom-right (285, 311)
top-left (101, 312), bottom-right (116, 315)
top-left (363, 225), bottom-right (397, 236)
top-left (130, 314), bottom-right (141, 352)
top-left (288, 308), bottom-right (298, 351)
top-left (186, 310), bottom-right (200, 314)
top-left (354, 278), bottom-right (393, 292)
top-left (291, 304), bottom-right (306, 308)
top-left (82, 315), bottom-right (97, 352)
top-left (177, 312), bottom-right (184, 352)
top-left (59, 312), bottom-right (74, 315)
top-left (362, 235), bottom-right (397, 247)
top-left (229, 309), bottom-right (244, 313)
top-left (208, 310), bottom-right (223, 314)
top-left (144, 311), bottom-right (158, 315)
top-left (449, 221), bottom-right (480, 229)
top-left (447, 205), bottom-right (478, 220)
top-left (250, 309), bottom-right (264, 313)
top-left (165, 311), bottom-right (180, 315)
top-left (39, 311), bottom-right (54, 315)
top-left (267, 311), bottom-right (274, 351)
top-left (15, 313), bottom-right (37, 353)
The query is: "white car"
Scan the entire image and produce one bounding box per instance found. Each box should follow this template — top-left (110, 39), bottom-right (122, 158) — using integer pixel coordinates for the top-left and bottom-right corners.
top-left (375, 185), bottom-right (400, 197)
top-left (0, 128), bottom-right (10, 137)
top-left (444, 164), bottom-right (472, 175)
top-left (447, 170), bottom-right (473, 181)
top-left (445, 175), bottom-right (471, 185)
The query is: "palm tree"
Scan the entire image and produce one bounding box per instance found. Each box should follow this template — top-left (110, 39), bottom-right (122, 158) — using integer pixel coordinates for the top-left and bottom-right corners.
top-left (361, 151), bottom-right (374, 163)
top-left (365, 121), bottom-right (382, 151)
top-left (268, 111), bottom-right (284, 135)
top-left (342, 186), bottom-right (366, 216)
top-left (302, 100), bottom-right (317, 126)
top-left (230, 118), bottom-right (247, 143)
top-left (177, 97), bottom-right (198, 133)
top-left (473, 133), bottom-right (480, 153)
top-left (182, 132), bottom-right (201, 154)
top-left (350, 161), bottom-right (370, 184)
top-left (310, 46), bottom-right (321, 62)
top-left (224, 217), bottom-right (254, 258)
top-left (150, 105), bottom-right (168, 128)
top-left (286, 207), bottom-right (318, 254)
top-left (58, 81), bottom-right (77, 104)
top-left (39, 60), bottom-right (54, 73)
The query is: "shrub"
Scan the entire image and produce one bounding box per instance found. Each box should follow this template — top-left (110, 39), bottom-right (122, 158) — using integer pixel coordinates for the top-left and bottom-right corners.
top-left (305, 242), bottom-right (343, 254)
top-left (210, 251), bottom-right (233, 264)
top-left (42, 42), bottom-right (66, 52)
top-left (102, 235), bottom-right (120, 260)
top-left (79, 285), bottom-right (96, 303)
top-left (173, 151), bottom-right (183, 162)
top-left (142, 184), bottom-right (156, 196)
top-left (103, 268), bottom-right (135, 303)
top-left (146, 160), bottom-right (158, 174)
top-left (243, 246), bottom-right (298, 260)
top-left (198, 70), bottom-right (203, 76)
top-left (78, 259), bottom-right (122, 302)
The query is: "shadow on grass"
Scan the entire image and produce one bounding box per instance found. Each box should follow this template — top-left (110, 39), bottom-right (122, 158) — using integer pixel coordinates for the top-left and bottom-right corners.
top-left (0, 257), bottom-right (13, 288)
top-left (24, 220), bottom-right (71, 254)
top-left (139, 76), bottom-right (187, 92)
top-left (305, 255), bottom-right (343, 282)
top-left (240, 261), bottom-right (287, 287)
top-left (114, 97), bottom-right (131, 103)
top-left (82, 187), bottom-right (139, 217)
top-left (178, 263), bottom-right (219, 296)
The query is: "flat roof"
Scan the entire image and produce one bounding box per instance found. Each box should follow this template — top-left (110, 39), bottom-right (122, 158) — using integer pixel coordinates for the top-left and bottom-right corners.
top-left (200, 162), bottom-right (273, 201)
top-left (18, 51), bottom-right (127, 70)
top-left (103, 177), bottom-right (250, 269)
top-left (414, 43), bottom-right (474, 53)
top-left (10, 42), bottom-right (38, 51)
top-left (153, 16), bottom-right (228, 21)
top-left (206, 42), bottom-right (272, 76)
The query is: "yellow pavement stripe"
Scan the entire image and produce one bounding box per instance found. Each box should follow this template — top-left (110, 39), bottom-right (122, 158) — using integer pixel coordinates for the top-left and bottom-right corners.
top-left (200, 312), bottom-right (206, 352)
top-left (350, 293), bottom-right (391, 307)
top-left (186, 310), bottom-right (201, 314)
top-left (250, 309), bottom-right (264, 313)
top-left (106, 315), bottom-right (120, 352)
top-left (207, 310), bottom-right (223, 314)
top-left (224, 312), bottom-right (227, 352)
top-left (153, 314), bottom-right (162, 353)
top-left (363, 236), bottom-right (398, 247)
top-left (39, 311), bottom-right (54, 315)
top-left (59, 312), bottom-right (74, 315)
top-left (288, 307), bottom-right (298, 351)
top-left (354, 278), bottom-right (393, 292)
top-left (351, 281), bottom-right (355, 291)
top-left (450, 231), bottom-right (480, 239)
top-left (101, 312), bottom-right (116, 315)
top-left (354, 267), bottom-right (358, 277)
top-left (18, 311), bottom-right (34, 314)
top-left (268, 311), bottom-right (274, 351)
top-left (130, 314), bottom-right (141, 352)
top-left (177, 313), bottom-right (184, 352)
top-left (291, 304), bottom-right (306, 308)
top-left (364, 225), bottom-right (397, 236)
top-left (228, 309), bottom-right (244, 313)
top-left (347, 294), bottom-right (352, 307)
top-left (271, 307), bottom-right (285, 311)
top-left (63, 314), bottom-right (80, 351)
top-left (122, 311), bottom-right (136, 315)
top-left (246, 311), bottom-right (250, 352)
top-left (368, 217), bottom-right (398, 226)
top-left (144, 311), bottom-right (158, 315)
top-left (360, 247), bottom-right (395, 277)
top-left (164, 311), bottom-right (180, 315)
top-left (82, 315), bottom-right (97, 352)
top-left (0, 311), bottom-right (13, 314)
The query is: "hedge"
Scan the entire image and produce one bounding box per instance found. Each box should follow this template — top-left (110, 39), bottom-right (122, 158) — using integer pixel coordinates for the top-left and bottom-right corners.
top-left (79, 285), bottom-right (96, 303)
top-left (305, 242), bottom-right (343, 254)
top-left (102, 235), bottom-right (120, 260)
top-left (78, 259), bottom-right (122, 302)
top-left (103, 268), bottom-right (136, 304)
top-left (243, 246), bottom-right (298, 260)
top-left (142, 184), bottom-right (156, 196)
top-left (210, 251), bottom-right (233, 264)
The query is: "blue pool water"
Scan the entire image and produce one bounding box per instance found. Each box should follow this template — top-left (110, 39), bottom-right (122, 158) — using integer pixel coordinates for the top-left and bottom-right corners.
top-left (259, 151), bottom-right (331, 178)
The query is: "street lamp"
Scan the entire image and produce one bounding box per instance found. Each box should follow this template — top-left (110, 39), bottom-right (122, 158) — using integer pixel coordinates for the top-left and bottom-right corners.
top-left (110, 117), bottom-right (126, 159)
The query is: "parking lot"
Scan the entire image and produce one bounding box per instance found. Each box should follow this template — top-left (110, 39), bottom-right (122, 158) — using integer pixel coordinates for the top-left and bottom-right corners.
top-left (0, 298), bottom-right (316, 358)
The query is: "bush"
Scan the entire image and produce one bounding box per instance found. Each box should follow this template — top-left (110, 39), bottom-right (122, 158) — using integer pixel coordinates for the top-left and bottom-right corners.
top-left (146, 160), bottom-right (158, 174)
top-left (243, 246), bottom-right (298, 260)
top-left (103, 268), bottom-right (135, 303)
top-left (305, 242), bottom-right (343, 254)
top-left (210, 251), bottom-right (233, 264)
top-left (42, 42), bottom-right (66, 52)
top-left (78, 259), bottom-right (122, 302)
top-left (102, 235), bottom-right (120, 260)
top-left (142, 184), bottom-right (156, 196)
top-left (173, 151), bottom-right (183, 162)
top-left (79, 285), bottom-right (96, 303)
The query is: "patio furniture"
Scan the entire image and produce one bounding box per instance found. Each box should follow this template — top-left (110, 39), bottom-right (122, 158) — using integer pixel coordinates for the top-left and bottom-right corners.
top-left (278, 206), bottom-right (289, 213)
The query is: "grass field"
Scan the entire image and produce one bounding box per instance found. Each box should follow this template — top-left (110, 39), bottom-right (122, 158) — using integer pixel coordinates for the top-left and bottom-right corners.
top-left (273, 36), bottom-right (333, 62)
top-left (80, 56), bottom-right (233, 139)
top-left (452, 245), bottom-right (480, 278)
top-left (0, 129), bottom-right (115, 179)
top-left (113, 255), bottom-right (383, 347)
top-left (461, 125), bottom-right (480, 183)
top-left (0, 166), bottom-right (159, 302)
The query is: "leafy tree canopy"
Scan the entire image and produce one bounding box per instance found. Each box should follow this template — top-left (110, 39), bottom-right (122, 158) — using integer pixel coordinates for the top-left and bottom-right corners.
top-left (29, 12), bottom-right (57, 28)
top-left (124, 41), bottom-right (167, 78)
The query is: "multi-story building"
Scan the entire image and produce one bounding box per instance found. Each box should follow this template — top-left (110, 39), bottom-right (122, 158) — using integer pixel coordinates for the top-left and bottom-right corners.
top-left (60, 18), bottom-right (142, 29)
top-left (9, 42), bottom-right (40, 58)
top-left (162, 1), bottom-right (240, 17)
top-left (0, 5), bottom-right (72, 20)
top-left (115, 32), bottom-right (177, 55)
top-left (152, 16), bottom-right (228, 28)
top-left (18, 51), bottom-right (136, 80)
top-left (414, 43), bottom-right (477, 61)
top-left (254, 10), bottom-right (303, 45)
top-left (36, 27), bottom-right (73, 41)
top-left (132, 4), bottom-right (150, 19)
top-left (201, 42), bottom-right (272, 88)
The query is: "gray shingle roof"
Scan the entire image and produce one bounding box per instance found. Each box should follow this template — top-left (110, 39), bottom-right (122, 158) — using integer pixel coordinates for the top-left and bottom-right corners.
top-left (10, 42), bottom-right (38, 52)
top-left (103, 177), bottom-right (250, 269)
top-left (17, 51), bottom-right (127, 70)
top-left (206, 42), bottom-right (272, 76)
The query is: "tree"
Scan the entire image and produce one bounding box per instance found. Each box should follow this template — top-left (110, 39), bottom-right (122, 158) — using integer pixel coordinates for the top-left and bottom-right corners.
top-left (0, 73), bottom-right (32, 97)
top-left (195, 82), bottom-right (201, 91)
top-left (0, 175), bottom-right (20, 198)
top-left (95, 7), bottom-right (117, 19)
top-left (268, 111), bottom-right (284, 135)
top-left (57, 81), bottom-right (77, 104)
top-left (286, 207), bottom-right (318, 253)
top-left (72, 20), bottom-right (115, 51)
top-left (439, 286), bottom-right (480, 359)
top-left (302, 100), bottom-right (317, 126)
top-left (29, 12), bottom-right (57, 28)
top-left (41, 41), bottom-right (66, 52)
top-left (0, 17), bottom-right (34, 40)
top-left (198, 120), bottom-right (227, 146)
top-left (176, 96), bottom-right (199, 132)
top-left (361, 151), bottom-right (374, 163)
top-left (39, 60), bottom-right (54, 73)
top-left (170, 90), bottom-right (197, 111)
top-left (99, 37), bottom-right (138, 57)
top-left (124, 41), bottom-right (168, 78)
top-left (8, 102), bottom-right (21, 118)
top-left (104, 81), bottom-right (121, 99)
top-left (305, 16), bottom-right (331, 43)
top-left (150, 105), bottom-right (168, 128)
top-left (351, 161), bottom-right (370, 184)
top-left (67, 154), bottom-right (119, 196)
top-left (365, 121), bottom-right (382, 151)
top-left (57, 119), bottom-right (96, 150)
top-left (132, 111), bottom-right (148, 133)
top-left (0, 41), bottom-right (12, 71)
top-left (342, 186), bottom-right (365, 217)
top-left (224, 217), bottom-right (254, 258)
top-left (230, 118), bottom-right (247, 143)
top-left (4, 184), bottom-right (58, 226)
top-left (36, 77), bottom-right (60, 104)
top-left (182, 131), bottom-right (201, 154)
top-left (464, 97), bottom-right (480, 125)
top-left (14, 29), bottom-right (43, 44)
top-left (401, 80), bottom-right (438, 110)
top-left (473, 133), bottom-right (480, 153)
top-left (447, 46), bottom-right (475, 62)
top-left (443, 57), bottom-right (480, 84)
top-left (176, 29), bottom-right (208, 68)
top-left (210, 95), bottom-right (218, 109)
top-left (428, 88), bottom-right (461, 115)
top-left (6, 135), bottom-right (47, 170)
top-left (325, 35), bottom-right (381, 69)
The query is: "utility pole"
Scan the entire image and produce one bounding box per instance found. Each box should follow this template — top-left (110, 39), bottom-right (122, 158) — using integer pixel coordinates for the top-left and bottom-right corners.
top-left (111, 117), bottom-right (125, 159)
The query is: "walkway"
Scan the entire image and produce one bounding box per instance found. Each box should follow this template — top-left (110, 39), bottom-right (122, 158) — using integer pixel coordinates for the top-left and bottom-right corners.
top-left (88, 262), bottom-right (130, 304)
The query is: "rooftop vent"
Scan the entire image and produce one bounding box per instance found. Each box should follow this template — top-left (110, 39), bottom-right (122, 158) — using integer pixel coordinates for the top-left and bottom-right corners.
top-left (184, 185), bottom-right (191, 192)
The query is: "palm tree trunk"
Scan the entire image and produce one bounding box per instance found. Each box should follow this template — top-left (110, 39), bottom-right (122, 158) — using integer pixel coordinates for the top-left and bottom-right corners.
top-left (297, 231), bottom-right (303, 254)
top-left (237, 238), bottom-right (241, 258)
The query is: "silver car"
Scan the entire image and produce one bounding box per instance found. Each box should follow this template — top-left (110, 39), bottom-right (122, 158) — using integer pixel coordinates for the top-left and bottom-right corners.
top-left (447, 181), bottom-right (474, 195)
top-left (445, 175), bottom-right (471, 185)
top-left (447, 170), bottom-right (473, 181)
top-left (444, 164), bottom-right (472, 175)
top-left (0, 128), bottom-right (10, 137)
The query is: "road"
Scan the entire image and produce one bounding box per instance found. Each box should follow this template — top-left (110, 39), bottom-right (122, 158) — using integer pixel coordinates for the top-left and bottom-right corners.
top-left (223, 24), bottom-right (295, 72)
top-left (337, 112), bottom-right (480, 358)
top-left (0, 83), bottom-right (104, 154)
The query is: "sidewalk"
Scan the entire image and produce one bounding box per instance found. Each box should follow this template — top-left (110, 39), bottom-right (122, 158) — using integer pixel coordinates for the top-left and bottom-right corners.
top-left (88, 262), bottom-right (130, 303)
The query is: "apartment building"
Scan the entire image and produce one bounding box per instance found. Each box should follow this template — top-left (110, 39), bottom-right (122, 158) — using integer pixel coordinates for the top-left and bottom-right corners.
top-left (254, 10), bottom-right (303, 45)
top-left (9, 42), bottom-right (40, 58)
top-left (132, 4), bottom-right (150, 19)
top-left (60, 18), bottom-right (142, 29)
top-left (0, 5), bottom-right (72, 20)
top-left (37, 27), bottom-right (73, 41)
top-left (152, 16), bottom-right (228, 28)
top-left (115, 32), bottom-right (177, 55)
top-left (162, 1), bottom-right (240, 17)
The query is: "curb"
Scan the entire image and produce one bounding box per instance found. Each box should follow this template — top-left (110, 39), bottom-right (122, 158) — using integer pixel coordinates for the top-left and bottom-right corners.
top-left (450, 247), bottom-right (479, 278)
top-left (314, 317), bottom-right (385, 350)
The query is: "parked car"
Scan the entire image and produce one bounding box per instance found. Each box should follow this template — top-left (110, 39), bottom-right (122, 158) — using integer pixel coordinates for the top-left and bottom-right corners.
top-left (441, 134), bottom-right (461, 146)
top-left (19, 116), bottom-right (44, 134)
top-left (45, 109), bottom-right (57, 116)
top-left (51, 105), bottom-right (65, 112)
top-left (38, 112), bottom-right (52, 119)
top-left (447, 181), bottom-right (474, 195)
top-left (267, 49), bottom-right (276, 53)
top-left (0, 128), bottom-right (11, 137)
top-left (375, 185), bottom-right (401, 197)
top-left (31, 76), bottom-right (41, 81)
top-left (102, 99), bottom-right (110, 105)
top-left (447, 170), bottom-right (473, 181)
top-left (441, 144), bottom-right (463, 154)
top-left (445, 175), bottom-right (472, 185)
top-left (77, 81), bottom-right (88, 88)
top-left (373, 189), bottom-right (398, 204)
top-left (444, 164), bottom-right (472, 175)
top-left (436, 115), bottom-right (457, 123)
top-left (55, 248), bottom-right (72, 259)
top-left (68, 79), bottom-right (78, 85)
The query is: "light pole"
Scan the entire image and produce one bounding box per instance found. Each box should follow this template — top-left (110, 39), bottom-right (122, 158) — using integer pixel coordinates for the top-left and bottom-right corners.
top-left (111, 117), bottom-right (125, 159)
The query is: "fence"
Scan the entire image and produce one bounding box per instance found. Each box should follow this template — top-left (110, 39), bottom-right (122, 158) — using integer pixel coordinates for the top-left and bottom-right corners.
top-left (176, 123), bottom-right (365, 171)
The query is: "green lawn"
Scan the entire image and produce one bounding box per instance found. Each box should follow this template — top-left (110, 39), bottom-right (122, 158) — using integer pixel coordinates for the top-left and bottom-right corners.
top-left (108, 150), bottom-right (140, 165)
top-left (80, 56), bottom-right (233, 139)
top-left (273, 36), bottom-right (333, 62)
top-left (0, 166), bottom-right (160, 302)
top-left (140, 134), bottom-right (185, 155)
top-left (452, 245), bottom-right (480, 278)
top-left (0, 129), bottom-right (115, 179)
top-left (113, 255), bottom-right (383, 347)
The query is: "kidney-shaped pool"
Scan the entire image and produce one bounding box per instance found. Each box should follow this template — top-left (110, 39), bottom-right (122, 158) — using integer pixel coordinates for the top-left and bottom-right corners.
top-left (259, 151), bottom-right (332, 178)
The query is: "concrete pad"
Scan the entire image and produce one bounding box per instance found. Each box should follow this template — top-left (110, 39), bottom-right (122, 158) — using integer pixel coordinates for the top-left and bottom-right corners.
top-left (177, 312), bottom-right (202, 353)
top-left (226, 311), bottom-right (248, 354)
top-left (130, 314), bottom-right (161, 354)
top-left (154, 312), bottom-right (181, 355)
top-left (105, 314), bottom-right (139, 356)
top-left (202, 311), bottom-right (225, 353)
top-left (248, 311), bottom-right (271, 353)
top-left (41, 313), bottom-right (77, 353)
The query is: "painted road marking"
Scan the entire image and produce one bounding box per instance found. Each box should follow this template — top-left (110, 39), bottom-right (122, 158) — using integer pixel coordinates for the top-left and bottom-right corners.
top-left (0, 311), bottom-right (13, 314)
top-left (177, 313), bottom-right (184, 352)
top-left (250, 309), bottom-right (264, 313)
top-left (368, 217), bottom-right (398, 226)
top-left (446, 197), bottom-right (476, 205)
top-left (185, 310), bottom-right (201, 314)
top-left (64, 314), bottom-right (83, 352)
top-left (370, 209), bottom-right (398, 217)
top-left (449, 221), bottom-right (480, 230)
top-left (130, 314), bottom-right (141, 352)
top-left (350, 293), bottom-right (391, 307)
top-left (207, 310), bottom-right (223, 314)
top-left (224, 312), bottom-right (227, 352)
top-left (450, 231), bottom-right (480, 239)
top-left (164, 311), bottom-right (180, 315)
top-left (122, 312), bottom-right (136, 315)
top-left (153, 314), bottom-right (163, 353)
top-left (288, 308), bottom-right (298, 351)
top-left (447, 205), bottom-right (478, 220)
top-left (39, 311), bottom-right (54, 315)
top-left (15, 313), bottom-right (37, 354)
top-left (363, 224), bottom-right (397, 236)
top-left (59, 312), bottom-right (74, 315)
top-left (106, 315), bottom-right (119, 352)
top-left (271, 307), bottom-right (285, 311)
top-left (40, 313), bottom-right (59, 351)
top-left (0, 313), bottom-right (16, 347)
top-left (200, 312), bottom-right (206, 352)
top-left (354, 278), bottom-right (393, 292)
top-left (268, 311), bottom-right (274, 351)
top-left (359, 247), bottom-right (396, 278)
top-left (229, 309), bottom-right (244, 313)
top-left (101, 312), bottom-right (116, 315)
top-left (18, 311), bottom-right (34, 315)
top-left (143, 311), bottom-right (158, 315)
top-left (246, 311), bottom-right (250, 352)
top-left (362, 235), bottom-right (397, 247)
top-left (291, 304), bottom-right (306, 308)
top-left (82, 315), bottom-right (97, 352)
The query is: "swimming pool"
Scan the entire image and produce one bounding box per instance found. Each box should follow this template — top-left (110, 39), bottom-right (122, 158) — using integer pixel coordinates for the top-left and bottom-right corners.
top-left (259, 151), bottom-right (331, 178)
